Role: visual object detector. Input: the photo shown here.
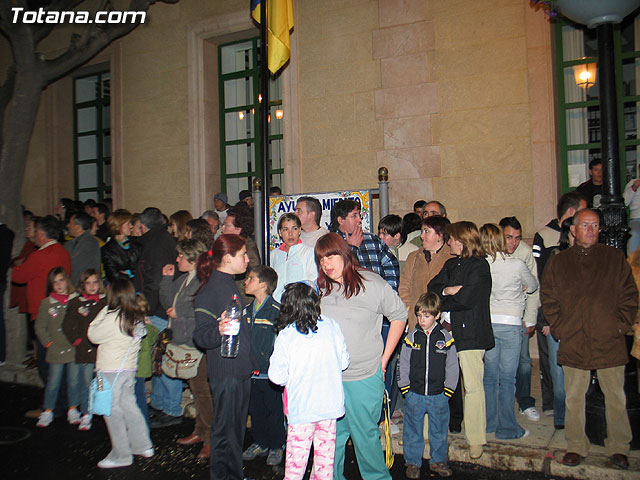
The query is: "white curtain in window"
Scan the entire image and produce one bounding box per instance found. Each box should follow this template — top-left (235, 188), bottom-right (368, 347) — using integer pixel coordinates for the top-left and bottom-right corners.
top-left (563, 25), bottom-right (589, 187)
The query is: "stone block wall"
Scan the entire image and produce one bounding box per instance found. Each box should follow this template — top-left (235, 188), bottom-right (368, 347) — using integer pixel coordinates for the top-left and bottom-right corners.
top-left (296, 0), bottom-right (382, 194)
top-left (11, 0), bottom-right (555, 236)
top-left (428, 0), bottom-right (535, 232)
top-left (373, 1), bottom-right (438, 215)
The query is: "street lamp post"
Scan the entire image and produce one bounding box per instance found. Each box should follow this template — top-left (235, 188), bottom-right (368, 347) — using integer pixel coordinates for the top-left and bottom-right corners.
top-left (596, 22), bottom-right (628, 249)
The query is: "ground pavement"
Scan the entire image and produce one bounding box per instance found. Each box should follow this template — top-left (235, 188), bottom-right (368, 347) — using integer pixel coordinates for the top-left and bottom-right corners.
top-left (0, 359), bottom-right (637, 479)
top-left (385, 359), bottom-right (639, 480)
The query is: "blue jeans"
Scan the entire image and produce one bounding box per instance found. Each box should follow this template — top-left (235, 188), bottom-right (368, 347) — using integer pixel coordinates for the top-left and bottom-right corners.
top-left (135, 377), bottom-right (150, 428)
top-left (150, 373), bottom-right (184, 417)
top-left (546, 333), bottom-right (565, 426)
top-left (484, 324), bottom-right (525, 440)
top-left (44, 363), bottom-right (77, 410)
top-left (403, 391), bottom-right (450, 466)
top-left (67, 362), bottom-right (94, 413)
top-left (515, 326), bottom-right (535, 411)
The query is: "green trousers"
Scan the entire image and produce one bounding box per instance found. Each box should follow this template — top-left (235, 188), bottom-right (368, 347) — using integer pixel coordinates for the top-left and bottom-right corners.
top-left (334, 368), bottom-right (390, 480)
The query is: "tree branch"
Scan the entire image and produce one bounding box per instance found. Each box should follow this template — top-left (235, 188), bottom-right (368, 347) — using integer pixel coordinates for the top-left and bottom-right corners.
top-left (33, 0), bottom-right (87, 45)
top-left (42, 0), bottom-right (176, 84)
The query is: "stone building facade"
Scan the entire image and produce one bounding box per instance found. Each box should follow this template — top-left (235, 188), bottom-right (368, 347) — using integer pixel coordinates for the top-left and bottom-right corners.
top-left (4, 0), bottom-right (557, 236)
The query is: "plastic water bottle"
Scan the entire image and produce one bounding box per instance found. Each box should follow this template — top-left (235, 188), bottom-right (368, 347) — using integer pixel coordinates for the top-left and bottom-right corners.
top-left (221, 294), bottom-right (241, 358)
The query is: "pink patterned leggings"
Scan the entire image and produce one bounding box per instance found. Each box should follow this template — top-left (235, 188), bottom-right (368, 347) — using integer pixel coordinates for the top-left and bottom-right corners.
top-left (284, 419), bottom-right (337, 480)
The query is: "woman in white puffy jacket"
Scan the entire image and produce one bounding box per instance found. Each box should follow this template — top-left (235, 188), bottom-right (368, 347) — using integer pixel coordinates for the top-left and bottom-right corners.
top-left (87, 279), bottom-right (153, 469)
top-left (479, 224), bottom-right (538, 441)
top-left (270, 213), bottom-right (318, 302)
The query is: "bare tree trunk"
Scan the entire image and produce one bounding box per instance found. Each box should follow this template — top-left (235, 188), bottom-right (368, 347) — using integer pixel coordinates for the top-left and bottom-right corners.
top-left (0, 0), bottom-right (179, 243)
top-left (0, 70), bottom-right (44, 245)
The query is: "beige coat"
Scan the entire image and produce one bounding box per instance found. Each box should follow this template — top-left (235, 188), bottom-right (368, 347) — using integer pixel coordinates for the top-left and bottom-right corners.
top-left (87, 307), bottom-right (142, 372)
top-left (399, 244), bottom-right (455, 331)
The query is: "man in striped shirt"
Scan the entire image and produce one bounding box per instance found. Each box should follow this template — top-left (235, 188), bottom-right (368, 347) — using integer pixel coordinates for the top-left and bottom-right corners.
top-left (331, 199), bottom-right (399, 291)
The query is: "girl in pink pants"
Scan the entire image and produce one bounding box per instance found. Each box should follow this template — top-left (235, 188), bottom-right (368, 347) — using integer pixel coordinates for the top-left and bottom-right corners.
top-left (268, 282), bottom-right (350, 480)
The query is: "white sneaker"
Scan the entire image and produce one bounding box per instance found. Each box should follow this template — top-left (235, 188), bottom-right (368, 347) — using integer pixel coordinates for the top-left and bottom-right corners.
top-left (67, 408), bottom-right (81, 425)
top-left (520, 406), bottom-right (540, 421)
top-left (36, 410), bottom-right (54, 428)
top-left (136, 448), bottom-right (155, 458)
top-left (78, 413), bottom-right (92, 431)
top-left (97, 457), bottom-right (133, 469)
top-left (519, 429), bottom-right (530, 439)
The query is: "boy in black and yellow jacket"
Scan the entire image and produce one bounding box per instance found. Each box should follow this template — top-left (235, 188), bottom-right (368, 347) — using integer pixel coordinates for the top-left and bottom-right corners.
top-left (241, 266), bottom-right (285, 466)
top-left (398, 292), bottom-right (459, 478)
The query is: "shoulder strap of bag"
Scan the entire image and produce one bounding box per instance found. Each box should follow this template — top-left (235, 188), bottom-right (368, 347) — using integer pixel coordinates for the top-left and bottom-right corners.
top-left (111, 336), bottom-right (136, 386)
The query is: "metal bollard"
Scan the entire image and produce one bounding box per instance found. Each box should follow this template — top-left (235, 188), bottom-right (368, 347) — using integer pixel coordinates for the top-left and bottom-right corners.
top-left (378, 167), bottom-right (389, 219)
top-left (252, 178), bottom-right (264, 263)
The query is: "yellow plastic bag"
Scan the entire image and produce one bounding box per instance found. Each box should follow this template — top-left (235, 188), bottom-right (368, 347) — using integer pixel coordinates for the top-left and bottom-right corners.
top-left (382, 390), bottom-right (394, 469)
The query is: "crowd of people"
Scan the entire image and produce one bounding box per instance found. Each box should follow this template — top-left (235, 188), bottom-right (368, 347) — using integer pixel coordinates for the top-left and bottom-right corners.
top-left (0, 186), bottom-right (638, 479)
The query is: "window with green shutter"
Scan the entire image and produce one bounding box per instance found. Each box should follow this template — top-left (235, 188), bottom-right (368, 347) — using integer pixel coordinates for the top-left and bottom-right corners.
top-left (218, 38), bottom-right (284, 203)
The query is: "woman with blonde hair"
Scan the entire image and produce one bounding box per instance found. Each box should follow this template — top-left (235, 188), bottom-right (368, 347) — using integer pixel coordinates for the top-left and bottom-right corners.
top-left (428, 221), bottom-right (493, 459)
top-left (480, 224), bottom-right (537, 441)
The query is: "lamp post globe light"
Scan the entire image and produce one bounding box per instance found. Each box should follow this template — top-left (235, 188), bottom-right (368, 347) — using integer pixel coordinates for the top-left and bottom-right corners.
top-left (555, 0), bottom-right (640, 249)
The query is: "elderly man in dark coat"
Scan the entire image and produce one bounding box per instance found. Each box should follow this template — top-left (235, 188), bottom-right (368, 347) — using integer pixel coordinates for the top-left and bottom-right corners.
top-left (541, 209), bottom-right (637, 470)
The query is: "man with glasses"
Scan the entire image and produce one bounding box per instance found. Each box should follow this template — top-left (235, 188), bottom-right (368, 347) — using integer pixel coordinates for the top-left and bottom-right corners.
top-left (541, 209), bottom-right (636, 470)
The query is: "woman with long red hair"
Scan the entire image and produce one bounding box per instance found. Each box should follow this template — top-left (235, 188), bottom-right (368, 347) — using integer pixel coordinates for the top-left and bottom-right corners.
top-left (315, 233), bottom-right (407, 480)
top-left (192, 234), bottom-right (251, 480)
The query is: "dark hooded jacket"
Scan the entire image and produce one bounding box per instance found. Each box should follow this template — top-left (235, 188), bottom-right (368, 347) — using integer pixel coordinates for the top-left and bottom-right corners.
top-left (133, 226), bottom-right (176, 319)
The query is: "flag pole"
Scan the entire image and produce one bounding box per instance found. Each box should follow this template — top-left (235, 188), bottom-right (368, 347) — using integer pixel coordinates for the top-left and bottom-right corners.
top-left (260, 0), bottom-right (270, 265)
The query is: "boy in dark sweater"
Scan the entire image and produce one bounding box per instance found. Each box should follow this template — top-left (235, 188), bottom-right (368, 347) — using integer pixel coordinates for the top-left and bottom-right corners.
top-left (398, 292), bottom-right (459, 478)
top-left (241, 266), bottom-right (285, 466)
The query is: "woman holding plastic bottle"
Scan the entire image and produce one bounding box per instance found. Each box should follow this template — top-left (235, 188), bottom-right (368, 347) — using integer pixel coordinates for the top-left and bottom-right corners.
top-left (192, 233), bottom-right (251, 480)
